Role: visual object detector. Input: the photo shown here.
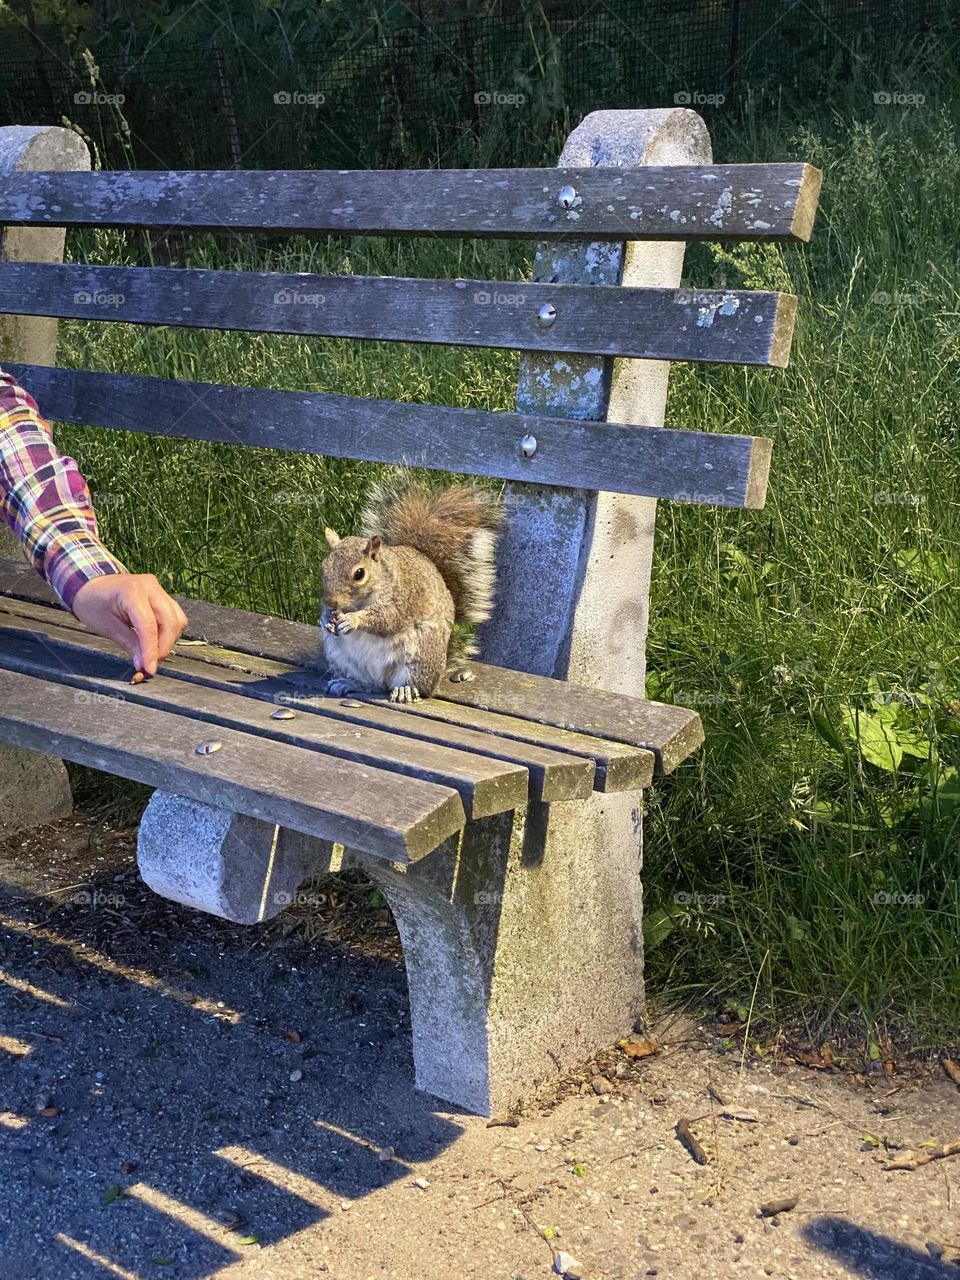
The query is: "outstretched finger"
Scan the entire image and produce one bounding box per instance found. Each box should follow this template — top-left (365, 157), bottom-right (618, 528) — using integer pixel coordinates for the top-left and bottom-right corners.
top-left (123, 592), bottom-right (160, 675)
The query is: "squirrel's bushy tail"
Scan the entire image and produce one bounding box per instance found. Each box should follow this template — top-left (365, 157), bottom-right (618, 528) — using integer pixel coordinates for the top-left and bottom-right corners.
top-left (361, 474), bottom-right (502, 625)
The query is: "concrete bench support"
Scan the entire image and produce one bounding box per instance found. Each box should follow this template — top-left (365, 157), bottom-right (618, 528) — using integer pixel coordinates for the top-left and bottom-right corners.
top-left (0, 125), bottom-right (90, 833)
top-left (135, 107), bottom-right (712, 1113)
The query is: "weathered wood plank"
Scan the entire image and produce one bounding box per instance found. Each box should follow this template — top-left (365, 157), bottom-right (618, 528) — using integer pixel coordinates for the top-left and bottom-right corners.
top-left (3, 363), bottom-right (773, 508)
top-left (444, 663), bottom-right (704, 774)
top-left (0, 597), bottom-right (597, 802)
top-left (0, 561), bottom-right (702, 773)
top-left (0, 666), bottom-right (465, 862)
top-left (0, 164), bottom-right (822, 241)
top-left (377, 694), bottom-right (654, 791)
top-left (0, 264), bottom-right (797, 367)
top-left (0, 623), bottom-right (528, 821)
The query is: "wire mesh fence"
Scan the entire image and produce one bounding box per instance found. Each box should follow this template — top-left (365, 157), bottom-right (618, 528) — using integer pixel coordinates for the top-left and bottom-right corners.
top-left (0, 0), bottom-right (954, 170)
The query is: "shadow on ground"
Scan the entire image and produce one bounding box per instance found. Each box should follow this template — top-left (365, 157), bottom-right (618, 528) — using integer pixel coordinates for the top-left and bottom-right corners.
top-left (802, 1217), bottom-right (959, 1279)
top-left (0, 817), bottom-right (461, 1279)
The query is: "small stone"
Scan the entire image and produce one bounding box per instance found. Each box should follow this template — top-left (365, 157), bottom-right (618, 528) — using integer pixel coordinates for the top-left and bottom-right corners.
top-left (289, 1069), bottom-right (303, 1082)
top-left (591, 1075), bottom-right (612, 1096)
top-left (340, 1201), bottom-right (350, 1212)
top-left (553, 1252), bottom-right (583, 1279)
top-left (376, 1145), bottom-right (394, 1162)
top-left (413, 1177), bottom-right (430, 1190)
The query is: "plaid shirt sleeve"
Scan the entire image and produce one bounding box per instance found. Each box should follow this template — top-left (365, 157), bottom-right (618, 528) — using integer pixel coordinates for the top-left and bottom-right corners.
top-left (0, 367), bottom-right (124, 610)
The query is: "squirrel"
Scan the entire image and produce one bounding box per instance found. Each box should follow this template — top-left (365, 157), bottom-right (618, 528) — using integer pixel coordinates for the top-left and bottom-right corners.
top-left (320, 475), bottom-right (502, 704)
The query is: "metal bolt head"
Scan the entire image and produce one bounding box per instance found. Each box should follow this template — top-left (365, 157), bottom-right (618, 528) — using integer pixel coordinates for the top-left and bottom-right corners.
top-left (519, 433), bottom-right (538, 459)
top-left (271, 707), bottom-right (297, 720)
top-left (558, 184), bottom-right (578, 209)
top-left (537, 302), bottom-right (557, 328)
top-left (195, 740), bottom-right (223, 756)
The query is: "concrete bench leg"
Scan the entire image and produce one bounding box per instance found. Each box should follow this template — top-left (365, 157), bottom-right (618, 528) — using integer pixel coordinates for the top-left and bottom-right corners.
top-left (355, 794), bottom-right (644, 1115)
top-left (137, 792), bottom-right (333, 924)
top-left (0, 743), bottom-right (72, 835)
top-left (136, 789), bottom-right (643, 1116)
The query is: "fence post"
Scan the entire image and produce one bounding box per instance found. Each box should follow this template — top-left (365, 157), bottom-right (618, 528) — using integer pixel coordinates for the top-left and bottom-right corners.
top-left (0, 125), bottom-right (90, 833)
top-left (727, 0), bottom-right (741, 97)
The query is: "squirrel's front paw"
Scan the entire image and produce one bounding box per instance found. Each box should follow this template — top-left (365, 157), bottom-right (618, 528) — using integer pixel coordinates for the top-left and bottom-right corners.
top-left (324, 676), bottom-right (357, 697)
top-left (333, 608), bottom-right (371, 636)
top-left (389, 684), bottom-right (421, 704)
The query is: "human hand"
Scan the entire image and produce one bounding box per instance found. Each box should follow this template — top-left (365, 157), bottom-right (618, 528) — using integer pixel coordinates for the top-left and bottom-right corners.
top-left (72, 573), bottom-right (188, 677)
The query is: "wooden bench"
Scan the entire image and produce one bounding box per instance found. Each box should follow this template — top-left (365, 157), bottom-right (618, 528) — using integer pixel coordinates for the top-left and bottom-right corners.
top-left (0, 113), bottom-right (820, 1114)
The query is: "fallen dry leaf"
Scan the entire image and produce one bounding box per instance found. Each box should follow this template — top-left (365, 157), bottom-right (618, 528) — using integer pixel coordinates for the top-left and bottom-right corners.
top-left (39, 1106), bottom-right (60, 1119)
top-left (284, 1030), bottom-right (302, 1044)
top-left (619, 1034), bottom-right (660, 1060)
top-left (792, 1050), bottom-right (830, 1070)
top-left (942, 1058), bottom-right (960, 1087)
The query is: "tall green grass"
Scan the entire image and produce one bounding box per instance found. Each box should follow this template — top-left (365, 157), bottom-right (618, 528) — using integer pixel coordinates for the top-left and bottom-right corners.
top-left (50, 44), bottom-right (960, 1048)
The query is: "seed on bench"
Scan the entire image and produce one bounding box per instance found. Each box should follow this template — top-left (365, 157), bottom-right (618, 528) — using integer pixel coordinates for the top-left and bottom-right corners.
top-left (519, 433), bottom-right (538, 459)
top-left (271, 707), bottom-right (297, 720)
top-left (537, 302), bottom-right (557, 328)
top-left (340, 699), bottom-right (363, 708)
top-left (557, 184), bottom-right (578, 209)
top-left (195, 740), bottom-right (223, 756)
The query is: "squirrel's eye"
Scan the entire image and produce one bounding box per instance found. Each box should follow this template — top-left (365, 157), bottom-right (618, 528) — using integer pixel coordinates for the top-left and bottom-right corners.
top-left (353, 567), bottom-right (365, 582)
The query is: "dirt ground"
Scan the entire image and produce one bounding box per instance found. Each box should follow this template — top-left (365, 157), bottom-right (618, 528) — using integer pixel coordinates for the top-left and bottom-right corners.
top-left (0, 811), bottom-right (958, 1280)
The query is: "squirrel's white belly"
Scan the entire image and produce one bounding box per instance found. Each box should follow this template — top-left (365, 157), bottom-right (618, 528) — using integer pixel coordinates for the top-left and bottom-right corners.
top-left (324, 628), bottom-right (409, 690)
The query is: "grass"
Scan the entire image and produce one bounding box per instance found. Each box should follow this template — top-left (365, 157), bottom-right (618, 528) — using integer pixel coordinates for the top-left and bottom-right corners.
top-left (44, 39), bottom-right (960, 1053)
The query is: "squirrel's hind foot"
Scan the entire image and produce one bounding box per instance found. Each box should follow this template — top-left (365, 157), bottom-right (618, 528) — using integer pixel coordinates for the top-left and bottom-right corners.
top-left (389, 684), bottom-right (421, 704)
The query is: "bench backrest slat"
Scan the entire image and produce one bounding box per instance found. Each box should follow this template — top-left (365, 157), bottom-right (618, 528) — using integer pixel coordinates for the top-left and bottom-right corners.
top-left (0, 163), bottom-right (822, 241)
top-left (0, 262), bottom-right (797, 368)
top-left (5, 362), bottom-right (773, 509)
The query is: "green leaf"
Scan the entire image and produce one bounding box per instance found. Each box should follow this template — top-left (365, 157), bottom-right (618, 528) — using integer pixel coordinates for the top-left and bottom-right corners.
top-left (895, 548), bottom-right (949, 586)
top-left (571, 1162), bottom-right (586, 1178)
top-left (101, 1185), bottom-right (123, 1206)
top-left (840, 706), bottom-right (902, 772)
top-left (920, 768), bottom-right (960, 821)
top-left (642, 906), bottom-right (678, 952)
top-left (811, 709), bottom-right (847, 756)
top-left (234, 1234), bottom-right (261, 1246)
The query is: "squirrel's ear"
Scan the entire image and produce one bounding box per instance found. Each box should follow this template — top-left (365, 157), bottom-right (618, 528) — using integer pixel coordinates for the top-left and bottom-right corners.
top-left (364, 535), bottom-right (382, 560)
top-left (324, 527), bottom-right (341, 548)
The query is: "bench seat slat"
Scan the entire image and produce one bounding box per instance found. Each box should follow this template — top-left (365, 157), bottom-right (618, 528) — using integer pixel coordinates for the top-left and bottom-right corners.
top-left (4, 363), bottom-right (773, 509)
top-left (0, 622), bottom-right (531, 821)
top-left (0, 598), bottom-right (600, 802)
top-left (0, 564), bottom-right (676, 781)
top-left (0, 666), bottom-right (466, 862)
top-left (0, 263), bottom-right (797, 368)
top-left (0, 164), bottom-right (822, 241)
